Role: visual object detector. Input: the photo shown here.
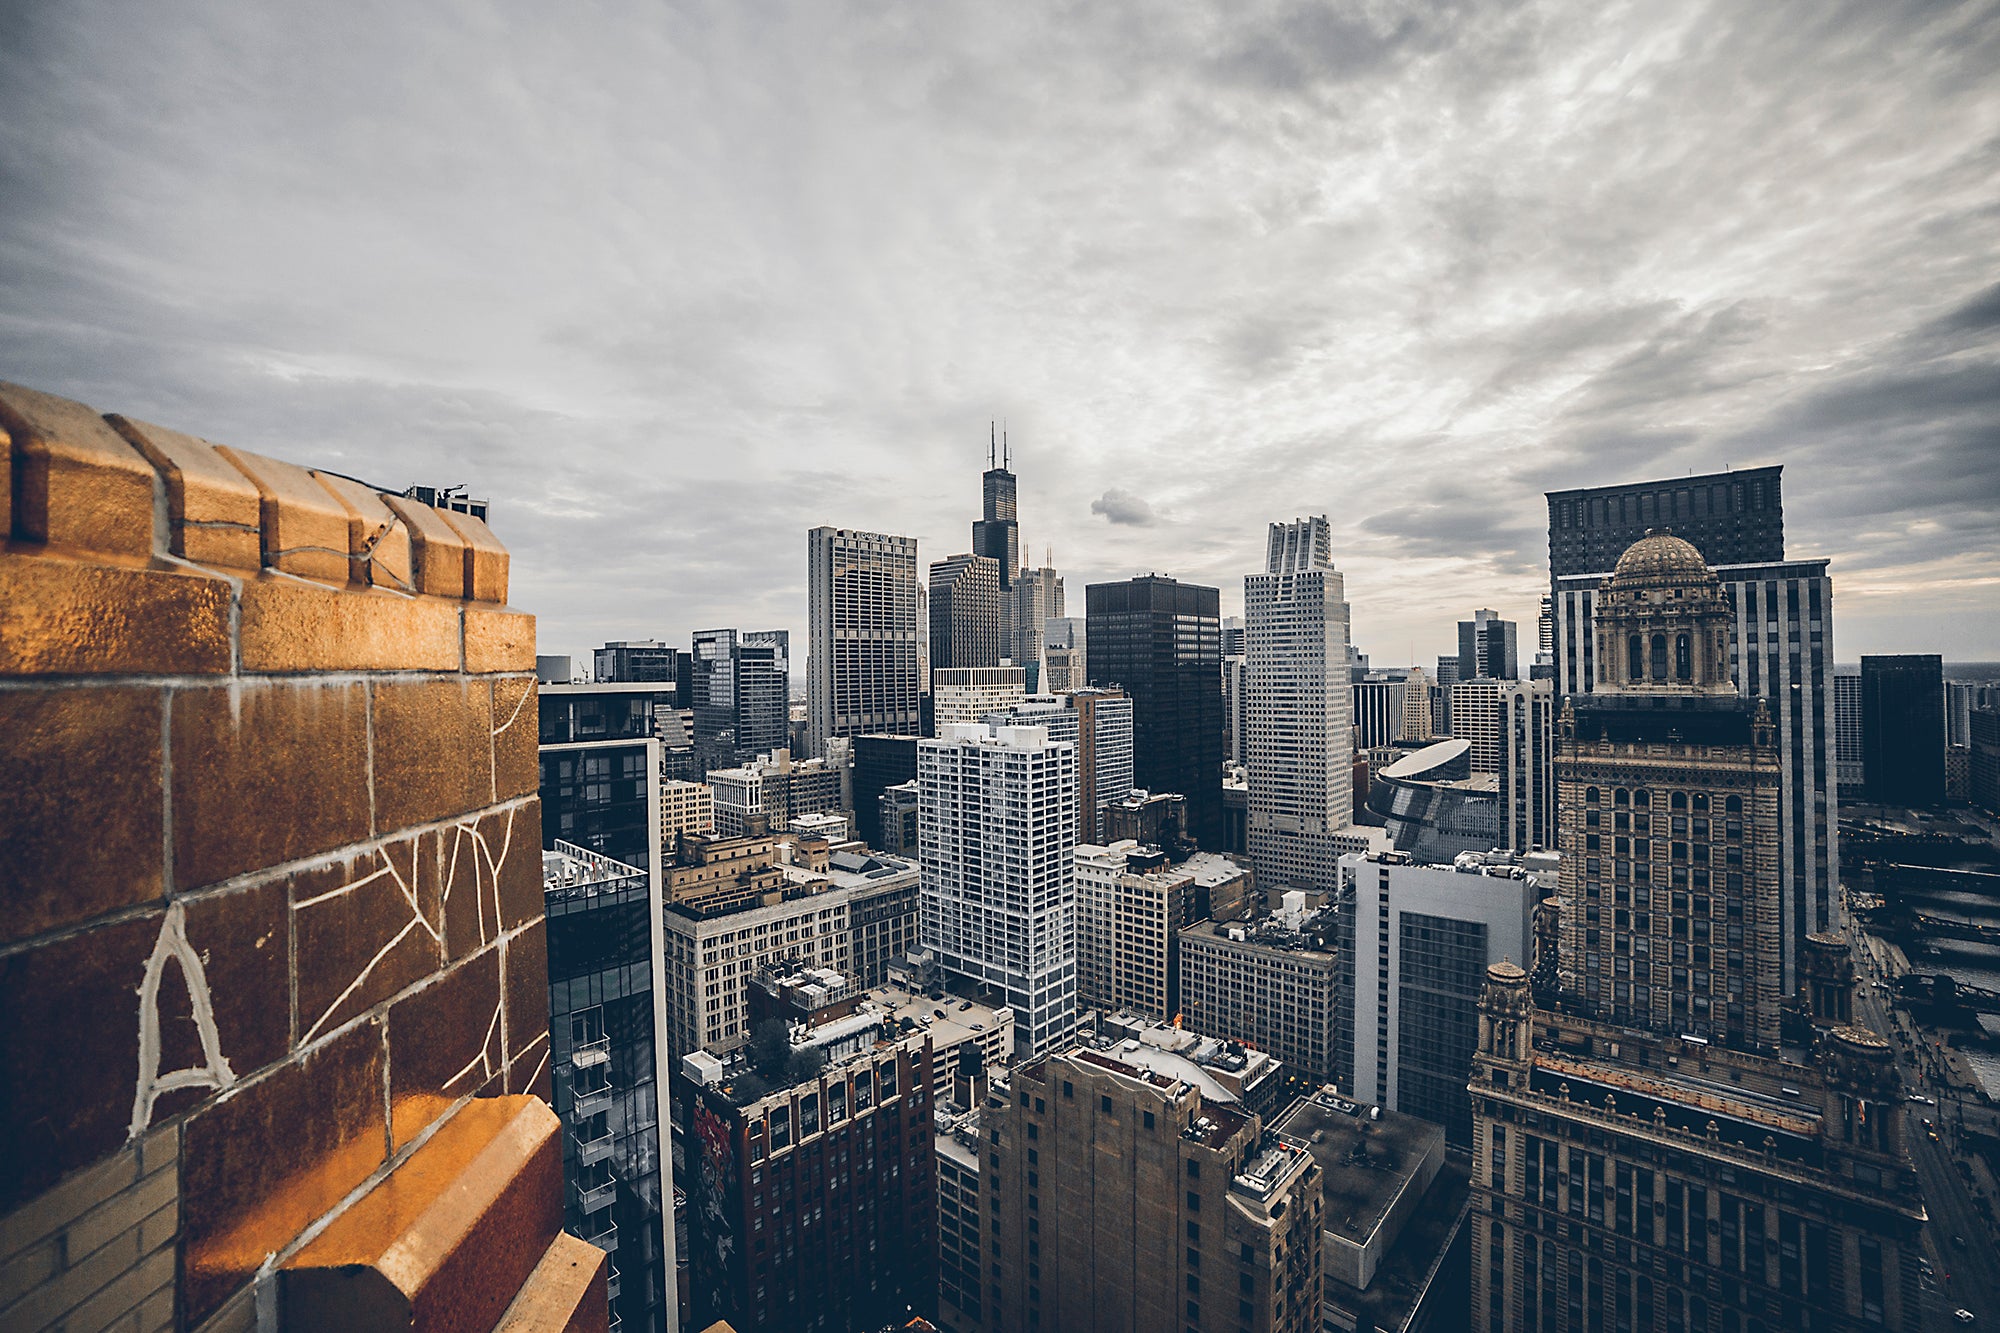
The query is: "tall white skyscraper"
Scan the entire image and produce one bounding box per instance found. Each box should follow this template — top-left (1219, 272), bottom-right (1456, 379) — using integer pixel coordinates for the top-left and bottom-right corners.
top-left (918, 722), bottom-right (1079, 1056)
top-left (807, 526), bottom-right (921, 754)
top-left (1245, 516), bottom-right (1356, 892)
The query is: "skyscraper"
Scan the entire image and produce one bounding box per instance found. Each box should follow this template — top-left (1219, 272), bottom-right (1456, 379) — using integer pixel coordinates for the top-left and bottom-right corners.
top-left (1545, 465), bottom-right (1785, 585)
top-left (1457, 608), bottom-right (1520, 681)
top-left (1244, 518), bottom-right (1355, 892)
top-left (1555, 532), bottom-right (1785, 1049)
top-left (1497, 678), bottom-right (1556, 854)
top-left (1861, 654), bottom-right (1945, 806)
top-left (692, 627), bottom-right (790, 771)
top-left (1339, 847), bottom-right (1542, 1145)
top-left (1547, 467), bottom-right (1836, 998)
top-left (1472, 530), bottom-right (1924, 1333)
top-left (1086, 575), bottom-right (1226, 849)
top-left (1043, 616), bottom-right (1086, 692)
top-left (1834, 668), bottom-right (1865, 798)
top-left (929, 551), bottom-right (1004, 670)
top-left (919, 722), bottom-right (1079, 1057)
top-left (972, 434), bottom-right (1019, 595)
top-left (807, 526), bottom-right (921, 753)
top-left (980, 1047), bottom-right (1322, 1333)
top-left (1009, 554), bottom-right (1064, 675)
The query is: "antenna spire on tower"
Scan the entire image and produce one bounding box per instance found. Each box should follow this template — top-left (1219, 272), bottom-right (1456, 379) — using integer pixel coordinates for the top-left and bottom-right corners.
top-left (989, 421), bottom-right (996, 469)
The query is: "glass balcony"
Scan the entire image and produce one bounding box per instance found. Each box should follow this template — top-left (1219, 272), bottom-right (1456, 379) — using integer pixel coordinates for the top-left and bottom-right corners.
top-left (582, 1219), bottom-right (618, 1253)
top-left (573, 1128), bottom-right (616, 1166)
top-left (606, 1263), bottom-right (621, 1301)
top-left (572, 1083), bottom-right (614, 1118)
top-left (574, 1176), bottom-right (618, 1213)
top-left (570, 1036), bottom-right (611, 1069)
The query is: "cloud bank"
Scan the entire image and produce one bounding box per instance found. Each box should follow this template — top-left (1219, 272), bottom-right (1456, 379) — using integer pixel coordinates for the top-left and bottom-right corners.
top-left (2, 0), bottom-right (1995, 663)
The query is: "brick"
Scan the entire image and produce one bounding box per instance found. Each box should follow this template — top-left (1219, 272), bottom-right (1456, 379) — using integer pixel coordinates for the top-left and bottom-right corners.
top-left (465, 605), bottom-right (536, 673)
top-left (0, 1143), bottom-right (138, 1259)
top-left (312, 471), bottom-right (414, 592)
top-left (491, 1231), bottom-right (609, 1333)
top-left (136, 1284), bottom-right (176, 1333)
top-left (387, 948), bottom-right (503, 1149)
top-left (0, 686), bottom-right (163, 946)
top-left (0, 1215), bottom-right (140, 1331)
top-left (436, 506), bottom-right (510, 603)
top-left (64, 1158), bottom-right (178, 1265)
top-left (0, 381), bottom-right (157, 559)
top-left (281, 1097), bottom-right (562, 1333)
top-left (0, 550), bottom-right (232, 676)
top-left (62, 1232), bottom-right (176, 1333)
top-left (492, 675), bottom-right (538, 800)
top-left (181, 1019), bottom-right (386, 1326)
top-left (107, 415), bottom-right (263, 570)
top-left (0, 1237), bottom-right (57, 1310)
top-left (135, 1123), bottom-right (179, 1181)
top-left (170, 680), bottom-right (370, 891)
top-left (373, 677), bottom-right (497, 834)
top-left (237, 574), bottom-right (460, 673)
top-left (502, 920), bottom-right (550, 1098)
top-left (214, 445), bottom-right (351, 583)
top-left (381, 493), bottom-right (469, 598)
top-left (291, 839), bottom-right (444, 1046)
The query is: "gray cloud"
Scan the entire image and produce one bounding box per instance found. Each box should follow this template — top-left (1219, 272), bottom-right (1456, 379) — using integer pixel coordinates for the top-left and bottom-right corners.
top-left (2, 0), bottom-right (1997, 663)
top-left (1091, 489), bottom-right (1158, 527)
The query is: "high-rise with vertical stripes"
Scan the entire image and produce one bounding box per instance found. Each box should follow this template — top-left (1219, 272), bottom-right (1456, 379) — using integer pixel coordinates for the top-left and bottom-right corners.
top-left (1245, 516), bottom-right (1357, 892)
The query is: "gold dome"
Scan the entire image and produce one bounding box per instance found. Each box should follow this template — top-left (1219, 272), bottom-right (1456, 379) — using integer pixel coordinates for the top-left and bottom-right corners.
top-left (1609, 529), bottom-right (1711, 586)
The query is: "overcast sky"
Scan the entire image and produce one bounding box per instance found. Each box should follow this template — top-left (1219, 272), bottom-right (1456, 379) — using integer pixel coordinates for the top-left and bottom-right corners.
top-left (3, 1), bottom-right (1997, 667)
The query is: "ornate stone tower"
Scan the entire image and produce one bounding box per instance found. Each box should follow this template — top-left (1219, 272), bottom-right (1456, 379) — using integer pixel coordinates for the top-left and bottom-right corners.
top-left (1554, 531), bottom-right (1787, 1051)
top-left (1590, 529), bottom-right (1736, 696)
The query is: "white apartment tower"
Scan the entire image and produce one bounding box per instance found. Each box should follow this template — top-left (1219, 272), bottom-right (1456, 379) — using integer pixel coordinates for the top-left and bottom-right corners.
top-left (918, 723), bottom-right (1080, 1057)
top-left (807, 526), bottom-right (922, 754)
top-left (1245, 516), bottom-right (1354, 892)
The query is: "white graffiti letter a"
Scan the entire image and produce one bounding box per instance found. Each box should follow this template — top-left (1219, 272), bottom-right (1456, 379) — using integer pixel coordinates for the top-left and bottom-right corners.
top-left (130, 901), bottom-right (238, 1139)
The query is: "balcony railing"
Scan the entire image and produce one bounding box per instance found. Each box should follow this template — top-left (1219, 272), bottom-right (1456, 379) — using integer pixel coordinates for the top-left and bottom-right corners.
top-left (570, 1036), bottom-right (611, 1069)
top-left (582, 1219), bottom-right (618, 1253)
top-left (573, 1129), bottom-right (616, 1166)
top-left (574, 1177), bottom-right (618, 1213)
top-left (606, 1263), bottom-right (621, 1301)
top-left (572, 1084), bottom-right (614, 1118)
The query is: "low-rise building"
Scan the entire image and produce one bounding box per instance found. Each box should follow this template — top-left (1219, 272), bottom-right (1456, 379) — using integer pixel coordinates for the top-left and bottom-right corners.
top-left (1180, 895), bottom-right (1343, 1086)
top-left (661, 839), bottom-right (918, 1061)
top-left (709, 748), bottom-right (847, 836)
top-left (661, 776), bottom-right (715, 842)
top-left (1271, 1089), bottom-right (1465, 1333)
top-left (1074, 839), bottom-right (1196, 1022)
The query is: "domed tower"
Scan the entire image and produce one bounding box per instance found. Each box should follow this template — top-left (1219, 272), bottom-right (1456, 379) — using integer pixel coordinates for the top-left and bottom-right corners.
top-left (1801, 931), bottom-right (1856, 1030)
top-left (1476, 960), bottom-right (1534, 1073)
top-left (1592, 529), bottom-right (1736, 696)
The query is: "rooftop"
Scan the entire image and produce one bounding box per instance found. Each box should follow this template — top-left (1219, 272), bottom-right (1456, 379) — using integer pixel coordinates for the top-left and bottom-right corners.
top-left (541, 840), bottom-right (646, 898)
top-left (864, 982), bottom-right (1014, 1054)
top-left (1273, 1090), bottom-right (1445, 1246)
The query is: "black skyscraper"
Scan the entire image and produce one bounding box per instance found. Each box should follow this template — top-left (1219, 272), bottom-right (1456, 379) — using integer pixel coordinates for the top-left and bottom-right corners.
top-left (1545, 465), bottom-right (1785, 578)
top-left (1861, 654), bottom-right (1945, 806)
top-left (971, 435), bottom-right (1018, 591)
top-left (1085, 575), bottom-right (1224, 849)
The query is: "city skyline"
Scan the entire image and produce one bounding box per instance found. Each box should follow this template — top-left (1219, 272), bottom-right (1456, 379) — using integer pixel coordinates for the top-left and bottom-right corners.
top-left (2, 4), bottom-right (1997, 665)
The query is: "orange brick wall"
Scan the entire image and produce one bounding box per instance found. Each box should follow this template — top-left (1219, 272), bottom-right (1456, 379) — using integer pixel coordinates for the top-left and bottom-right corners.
top-left (0, 381), bottom-right (549, 1330)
